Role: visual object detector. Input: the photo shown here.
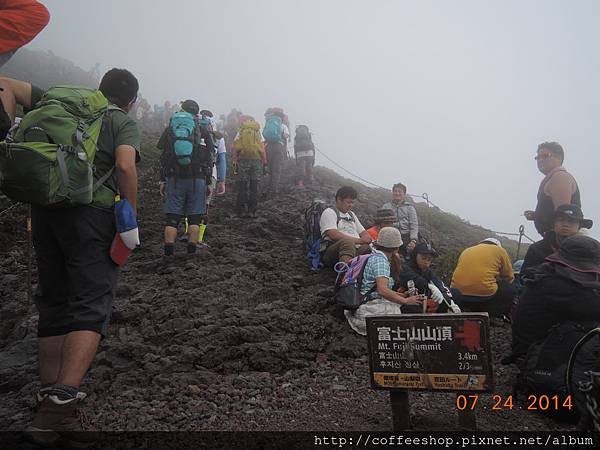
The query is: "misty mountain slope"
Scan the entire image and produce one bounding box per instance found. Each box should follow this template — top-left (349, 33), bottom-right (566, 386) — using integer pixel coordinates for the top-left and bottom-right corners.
top-left (0, 136), bottom-right (569, 432)
top-left (1, 48), bottom-right (99, 89)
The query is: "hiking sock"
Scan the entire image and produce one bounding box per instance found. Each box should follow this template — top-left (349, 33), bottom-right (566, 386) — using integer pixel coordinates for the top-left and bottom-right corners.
top-left (164, 243), bottom-right (174, 256)
top-left (39, 383), bottom-right (79, 400)
top-left (187, 243), bottom-right (197, 254)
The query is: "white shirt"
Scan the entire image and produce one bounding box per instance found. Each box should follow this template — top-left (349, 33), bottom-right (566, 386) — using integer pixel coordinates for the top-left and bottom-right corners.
top-left (319, 207), bottom-right (365, 240)
top-left (281, 123), bottom-right (290, 141)
top-left (212, 137), bottom-right (226, 179)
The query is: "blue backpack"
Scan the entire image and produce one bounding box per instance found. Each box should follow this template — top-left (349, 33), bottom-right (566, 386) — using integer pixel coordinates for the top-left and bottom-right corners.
top-left (170, 111), bottom-right (196, 166)
top-left (263, 115), bottom-right (283, 144)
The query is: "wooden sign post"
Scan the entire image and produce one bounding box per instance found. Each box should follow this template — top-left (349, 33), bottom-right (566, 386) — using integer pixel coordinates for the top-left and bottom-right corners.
top-left (366, 313), bottom-right (493, 431)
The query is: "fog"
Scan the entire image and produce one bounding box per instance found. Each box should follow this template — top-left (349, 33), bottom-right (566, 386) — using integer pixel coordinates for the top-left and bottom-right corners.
top-left (25, 0), bottom-right (600, 240)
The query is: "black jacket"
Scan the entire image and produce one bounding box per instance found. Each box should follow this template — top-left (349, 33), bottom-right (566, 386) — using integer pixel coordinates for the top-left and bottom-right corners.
top-left (521, 232), bottom-right (559, 274)
top-left (511, 263), bottom-right (600, 358)
top-left (397, 260), bottom-right (453, 312)
top-left (158, 122), bottom-right (214, 181)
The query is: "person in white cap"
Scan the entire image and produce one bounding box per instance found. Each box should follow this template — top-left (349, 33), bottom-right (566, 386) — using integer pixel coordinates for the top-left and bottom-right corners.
top-left (450, 237), bottom-right (515, 317)
top-left (344, 227), bottom-right (423, 335)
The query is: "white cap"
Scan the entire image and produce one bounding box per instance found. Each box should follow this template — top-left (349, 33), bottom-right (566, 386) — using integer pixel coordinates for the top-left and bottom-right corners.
top-left (480, 237), bottom-right (501, 247)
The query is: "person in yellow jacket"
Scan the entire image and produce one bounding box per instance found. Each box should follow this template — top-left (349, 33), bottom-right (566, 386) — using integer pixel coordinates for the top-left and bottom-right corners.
top-left (450, 238), bottom-right (516, 317)
top-left (232, 118), bottom-right (267, 218)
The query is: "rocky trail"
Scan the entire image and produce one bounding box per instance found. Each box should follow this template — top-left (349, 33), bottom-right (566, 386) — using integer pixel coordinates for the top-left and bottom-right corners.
top-left (0, 140), bottom-right (575, 433)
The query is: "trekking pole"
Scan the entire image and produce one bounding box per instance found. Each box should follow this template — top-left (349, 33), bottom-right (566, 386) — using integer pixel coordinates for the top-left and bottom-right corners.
top-left (516, 225), bottom-right (525, 260)
top-left (26, 205), bottom-right (32, 307)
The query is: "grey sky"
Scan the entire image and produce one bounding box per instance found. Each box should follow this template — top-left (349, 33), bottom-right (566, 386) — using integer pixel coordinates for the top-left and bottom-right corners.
top-left (27, 0), bottom-right (599, 240)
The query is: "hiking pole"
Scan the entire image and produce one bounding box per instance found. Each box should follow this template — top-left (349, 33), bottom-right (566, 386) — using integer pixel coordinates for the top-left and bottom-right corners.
top-left (516, 225), bottom-right (525, 260)
top-left (27, 205), bottom-right (32, 307)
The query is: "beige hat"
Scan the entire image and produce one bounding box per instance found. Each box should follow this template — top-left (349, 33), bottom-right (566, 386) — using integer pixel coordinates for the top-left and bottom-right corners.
top-left (376, 227), bottom-right (403, 248)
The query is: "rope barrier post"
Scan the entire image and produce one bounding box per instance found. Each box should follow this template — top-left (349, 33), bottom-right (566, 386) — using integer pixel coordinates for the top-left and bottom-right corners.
top-left (516, 225), bottom-right (525, 260)
top-left (27, 205), bottom-right (32, 307)
top-left (422, 192), bottom-right (433, 243)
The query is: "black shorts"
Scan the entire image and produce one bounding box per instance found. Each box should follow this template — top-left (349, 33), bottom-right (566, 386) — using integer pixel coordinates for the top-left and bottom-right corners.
top-left (32, 205), bottom-right (118, 337)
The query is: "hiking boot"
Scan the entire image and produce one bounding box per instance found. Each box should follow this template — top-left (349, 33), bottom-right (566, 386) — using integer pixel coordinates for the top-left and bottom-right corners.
top-left (27, 392), bottom-right (96, 448)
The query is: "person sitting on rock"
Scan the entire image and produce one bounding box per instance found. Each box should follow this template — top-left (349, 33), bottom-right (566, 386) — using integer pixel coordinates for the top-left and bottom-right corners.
top-left (345, 227), bottom-right (423, 335)
top-left (511, 235), bottom-right (600, 362)
top-left (320, 186), bottom-right (372, 267)
top-left (381, 182), bottom-right (419, 255)
top-left (521, 204), bottom-right (593, 274)
top-left (450, 238), bottom-right (515, 317)
top-left (397, 242), bottom-right (461, 313)
top-left (366, 208), bottom-right (396, 242)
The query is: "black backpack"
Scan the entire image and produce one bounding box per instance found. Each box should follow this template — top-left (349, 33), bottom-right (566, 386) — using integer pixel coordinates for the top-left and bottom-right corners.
top-left (294, 125), bottom-right (314, 153)
top-left (518, 321), bottom-right (600, 422)
top-left (303, 201), bottom-right (354, 272)
top-left (567, 326), bottom-right (600, 430)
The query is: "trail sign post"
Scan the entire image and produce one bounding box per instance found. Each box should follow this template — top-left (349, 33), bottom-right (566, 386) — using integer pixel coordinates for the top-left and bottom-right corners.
top-left (366, 313), bottom-right (493, 430)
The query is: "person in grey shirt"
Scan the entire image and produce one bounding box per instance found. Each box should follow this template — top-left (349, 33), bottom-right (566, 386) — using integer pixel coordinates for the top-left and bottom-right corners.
top-left (381, 182), bottom-right (419, 254)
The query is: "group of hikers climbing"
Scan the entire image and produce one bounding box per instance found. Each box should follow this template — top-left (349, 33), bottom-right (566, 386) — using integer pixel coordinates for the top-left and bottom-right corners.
top-left (0, 1), bottom-right (599, 442)
top-left (0, 67), bottom-right (318, 444)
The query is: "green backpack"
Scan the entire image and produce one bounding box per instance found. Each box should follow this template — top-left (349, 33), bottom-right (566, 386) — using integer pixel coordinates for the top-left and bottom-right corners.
top-left (0, 86), bottom-right (112, 207)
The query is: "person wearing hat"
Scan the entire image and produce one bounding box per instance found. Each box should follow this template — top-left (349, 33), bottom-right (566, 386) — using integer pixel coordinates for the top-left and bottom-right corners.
top-left (511, 235), bottom-right (600, 361)
top-left (344, 227), bottom-right (424, 335)
top-left (450, 238), bottom-right (515, 316)
top-left (524, 141), bottom-right (581, 236)
top-left (398, 242), bottom-right (461, 313)
top-left (521, 204), bottom-right (593, 274)
top-left (158, 99), bottom-right (215, 258)
top-left (366, 208), bottom-right (397, 241)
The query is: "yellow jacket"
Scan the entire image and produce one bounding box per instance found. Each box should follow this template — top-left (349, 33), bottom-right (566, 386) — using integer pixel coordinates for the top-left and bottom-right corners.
top-left (451, 243), bottom-right (515, 297)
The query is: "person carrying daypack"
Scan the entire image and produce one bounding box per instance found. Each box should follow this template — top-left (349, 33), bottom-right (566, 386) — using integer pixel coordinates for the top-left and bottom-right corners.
top-left (158, 99), bottom-right (214, 259)
top-left (232, 117), bottom-right (266, 218)
top-left (319, 186), bottom-right (372, 267)
top-left (339, 227), bottom-right (423, 335)
top-left (263, 107), bottom-right (289, 195)
top-left (0, 69), bottom-right (140, 445)
top-left (511, 235), bottom-right (600, 363)
top-left (294, 124), bottom-right (315, 187)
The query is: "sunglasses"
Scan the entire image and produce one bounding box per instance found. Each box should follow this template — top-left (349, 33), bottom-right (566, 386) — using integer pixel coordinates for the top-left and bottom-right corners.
top-left (534, 153), bottom-right (554, 161)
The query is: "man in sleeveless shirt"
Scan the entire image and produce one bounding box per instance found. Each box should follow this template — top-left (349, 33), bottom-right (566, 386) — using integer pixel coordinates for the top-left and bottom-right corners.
top-left (524, 142), bottom-right (581, 236)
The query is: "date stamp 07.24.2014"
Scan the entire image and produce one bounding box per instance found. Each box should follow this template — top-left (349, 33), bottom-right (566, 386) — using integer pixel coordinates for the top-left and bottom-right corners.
top-left (456, 394), bottom-right (574, 412)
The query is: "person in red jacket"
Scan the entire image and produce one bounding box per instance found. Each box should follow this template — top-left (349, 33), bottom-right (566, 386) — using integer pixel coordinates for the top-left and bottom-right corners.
top-left (0, 0), bottom-right (50, 67)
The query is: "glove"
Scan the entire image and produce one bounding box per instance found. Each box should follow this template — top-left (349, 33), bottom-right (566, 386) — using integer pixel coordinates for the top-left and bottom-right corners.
top-left (216, 181), bottom-right (226, 195)
top-left (427, 282), bottom-right (445, 304)
top-left (448, 300), bottom-right (461, 313)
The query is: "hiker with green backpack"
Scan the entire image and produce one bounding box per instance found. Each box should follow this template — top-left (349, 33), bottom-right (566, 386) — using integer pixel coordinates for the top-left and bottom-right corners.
top-left (0, 69), bottom-right (140, 444)
top-left (158, 99), bottom-right (214, 259)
